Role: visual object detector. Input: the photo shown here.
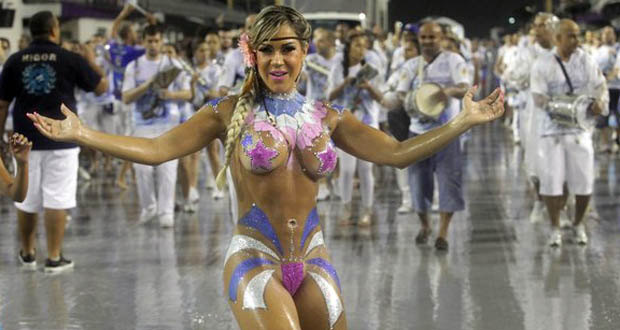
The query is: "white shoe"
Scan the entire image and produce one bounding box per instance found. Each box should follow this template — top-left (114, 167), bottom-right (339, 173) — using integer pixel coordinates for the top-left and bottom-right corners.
top-left (397, 203), bottom-right (413, 214)
top-left (212, 188), bottom-right (225, 200)
top-left (78, 166), bottom-right (91, 181)
top-left (529, 200), bottom-right (545, 224)
top-left (317, 184), bottom-right (330, 201)
top-left (548, 228), bottom-right (562, 247)
top-left (573, 223), bottom-right (588, 245)
top-left (18, 251), bottom-right (37, 271)
top-left (183, 202), bottom-right (197, 213)
top-left (559, 209), bottom-right (572, 229)
top-left (159, 214), bottom-right (174, 228)
top-left (188, 187), bottom-right (200, 204)
top-left (138, 206), bottom-right (157, 225)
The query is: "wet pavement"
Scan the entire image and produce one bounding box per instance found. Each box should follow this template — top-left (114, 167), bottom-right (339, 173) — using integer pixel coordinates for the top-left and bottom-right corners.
top-left (1, 123), bottom-right (619, 330)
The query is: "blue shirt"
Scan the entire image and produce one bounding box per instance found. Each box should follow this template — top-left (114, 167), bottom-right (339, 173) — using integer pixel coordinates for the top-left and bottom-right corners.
top-left (107, 40), bottom-right (145, 100)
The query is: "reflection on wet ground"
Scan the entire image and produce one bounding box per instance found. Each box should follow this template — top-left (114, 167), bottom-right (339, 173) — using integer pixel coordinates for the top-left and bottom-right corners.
top-left (1, 123), bottom-right (619, 330)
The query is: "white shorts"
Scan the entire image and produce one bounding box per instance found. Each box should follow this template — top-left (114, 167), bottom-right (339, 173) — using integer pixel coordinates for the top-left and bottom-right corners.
top-left (14, 148), bottom-right (80, 212)
top-left (537, 133), bottom-right (594, 196)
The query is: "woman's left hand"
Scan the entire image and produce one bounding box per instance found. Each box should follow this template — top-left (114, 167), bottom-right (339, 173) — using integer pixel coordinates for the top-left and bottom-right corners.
top-left (461, 86), bottom-right (505, 126)
top-left (9, 133), bottom-right (32, 164)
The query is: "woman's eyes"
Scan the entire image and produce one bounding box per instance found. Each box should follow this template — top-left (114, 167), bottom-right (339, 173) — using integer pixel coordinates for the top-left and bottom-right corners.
top-left (258, 45), bottom-right (296, 54)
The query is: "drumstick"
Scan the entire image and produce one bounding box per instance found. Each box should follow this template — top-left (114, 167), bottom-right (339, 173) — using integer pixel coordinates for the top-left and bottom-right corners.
top-left (125, 0), bottom-right (150, 17)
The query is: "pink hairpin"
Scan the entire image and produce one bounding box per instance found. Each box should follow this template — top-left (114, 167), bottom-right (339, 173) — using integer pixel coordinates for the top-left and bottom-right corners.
top-left (238, 33), bottom-right (256, 68)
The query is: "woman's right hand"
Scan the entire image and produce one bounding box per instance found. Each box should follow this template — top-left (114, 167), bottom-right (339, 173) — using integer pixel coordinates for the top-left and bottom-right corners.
top-left (27, 104), bottom-right (83, 143)
top-left (9, 133), bottom-right (32, 164)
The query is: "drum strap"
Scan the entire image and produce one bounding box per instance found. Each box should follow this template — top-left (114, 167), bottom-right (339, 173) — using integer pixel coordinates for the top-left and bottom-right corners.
top-left (417, 52), bottom-right (441, 85)
top-left (554, 55), bottom-right (574, 95)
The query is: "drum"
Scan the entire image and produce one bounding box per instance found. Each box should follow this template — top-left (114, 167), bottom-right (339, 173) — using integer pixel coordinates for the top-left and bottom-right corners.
top-left (403, 83), bottom-right (447, 121)
top-left (547, 94), bottom-right (596, 130)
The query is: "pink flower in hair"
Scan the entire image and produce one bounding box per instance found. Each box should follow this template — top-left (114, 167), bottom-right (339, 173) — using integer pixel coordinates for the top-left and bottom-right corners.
top-left (238, 33), bottom-right (256, 68)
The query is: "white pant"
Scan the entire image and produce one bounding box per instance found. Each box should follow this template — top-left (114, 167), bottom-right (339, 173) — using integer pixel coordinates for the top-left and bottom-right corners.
top-left (537, 133), bottom-right (594, 196)
top-left (134, 159), bottom-right (179, 218)
top-left (396, 168), bottom-right (410, 202)
top-left (132, 126), bottom-right (179, 218)
top-left (521, 93), bottom-right (540, 178)
top-left (15, 148), bottom-right (79, 212)
top-left (337, 148), bottom-right (374, 208)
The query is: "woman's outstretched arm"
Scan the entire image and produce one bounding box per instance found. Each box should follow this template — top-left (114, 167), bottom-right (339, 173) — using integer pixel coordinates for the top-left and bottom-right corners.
top-left (28, 103), bottom-right (227, 166)
top-left (332, 87), bottom-right (504, 169)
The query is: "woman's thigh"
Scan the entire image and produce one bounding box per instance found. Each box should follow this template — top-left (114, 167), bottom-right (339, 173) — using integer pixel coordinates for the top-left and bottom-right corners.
top-left (228, 276), bottom-right (303, 330)
top-left (294, 253), bottom-right (348, 330)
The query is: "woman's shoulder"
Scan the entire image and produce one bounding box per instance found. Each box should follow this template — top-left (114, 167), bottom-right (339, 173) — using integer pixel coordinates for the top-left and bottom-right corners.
top-left (312, 99), bottom-right (346, 118)
top-left (203, 94), bottom-right (240, 114)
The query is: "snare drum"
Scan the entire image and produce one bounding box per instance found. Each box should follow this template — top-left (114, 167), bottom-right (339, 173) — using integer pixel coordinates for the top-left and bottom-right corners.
top-left (547, 94), bottom-right (596, 130)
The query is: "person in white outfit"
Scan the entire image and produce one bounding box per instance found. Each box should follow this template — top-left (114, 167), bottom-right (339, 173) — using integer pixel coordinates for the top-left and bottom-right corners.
top-left (122, 25), bottom-right (191, 227)
top-left (530, 19), bottom-right (608, 247)
top-left (328, 31), bottom-right (383, 226)
top-left (381, 22), bottom-right (471, 251)
top-left (382, 37), bottom-right (419, 214)
top-left (594, 26), bottom-right (620, 153)
top-left (509, 13), bottom-right (558, 224)
top-left (192, 33), bottom-right (226, 205)
top-left (302, 27), bottom-right (339, 201)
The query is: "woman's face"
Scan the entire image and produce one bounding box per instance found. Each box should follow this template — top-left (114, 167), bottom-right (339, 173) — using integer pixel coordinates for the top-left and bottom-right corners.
top-left (162, 45), bottom-right (177, 58)
top-left (348, 36), bottom-right (366, 65)
top-left (194, 43), bottom-right (208, 63)
top-left (256, 24), bottom-right (307, 94)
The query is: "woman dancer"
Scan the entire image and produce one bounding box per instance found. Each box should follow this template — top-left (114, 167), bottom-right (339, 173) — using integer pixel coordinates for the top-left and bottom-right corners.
top-left (29, 6), bottom-right (504, 330)
top-left (328, 31), bottom-right (383, 226)
top-left (1, 133), bottom-right (31, 201)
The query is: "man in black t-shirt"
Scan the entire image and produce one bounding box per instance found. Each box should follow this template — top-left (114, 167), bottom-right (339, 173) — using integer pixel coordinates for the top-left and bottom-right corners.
top-left (0, 11), bottom-right (108, 273)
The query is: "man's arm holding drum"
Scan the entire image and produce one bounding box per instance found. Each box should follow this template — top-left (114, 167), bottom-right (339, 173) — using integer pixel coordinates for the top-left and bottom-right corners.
top-left (332, 86), bottom-right (504, 168)
top-left (531, 59), bottom-right (608, 116)
top-left (27, 102), bottom-right (227, 166)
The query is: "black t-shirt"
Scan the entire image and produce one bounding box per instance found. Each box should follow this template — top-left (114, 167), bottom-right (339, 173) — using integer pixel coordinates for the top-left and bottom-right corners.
top-left (0, 39), bottom-right (101, 150)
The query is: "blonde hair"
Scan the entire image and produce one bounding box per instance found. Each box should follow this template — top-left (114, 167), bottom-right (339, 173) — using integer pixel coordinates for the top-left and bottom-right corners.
top-left (215, 5), bottom-right (312, 189)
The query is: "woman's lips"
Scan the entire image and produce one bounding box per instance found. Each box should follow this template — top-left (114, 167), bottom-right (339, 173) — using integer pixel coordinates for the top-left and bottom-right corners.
top-left (269, 71), bottom-right (288, 81)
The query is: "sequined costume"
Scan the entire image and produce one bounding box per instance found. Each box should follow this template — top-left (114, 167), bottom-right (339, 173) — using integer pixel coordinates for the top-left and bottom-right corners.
top-left (208, 92), bottom-right (344, 329)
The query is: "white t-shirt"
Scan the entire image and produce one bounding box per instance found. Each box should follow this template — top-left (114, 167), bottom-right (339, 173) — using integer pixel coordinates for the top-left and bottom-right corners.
top-left (217, 48), bottom-right (245, 94)
top-left (304, 52), bottom-right (339, 101)
top-left (594, 43), bottom-right (620, 89)
top-left (327, 60), bottom-right (381, 127)
top-left (193, 59), bottom-right (222, 109)
top-left (390, 46), bottom-right (405, 74)
top-left (396, 51), bottom-right (471, 134)
top-left (530, 48), bottom-right (609, 136)
top-left (122, 55), bottom-right (190, 133)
